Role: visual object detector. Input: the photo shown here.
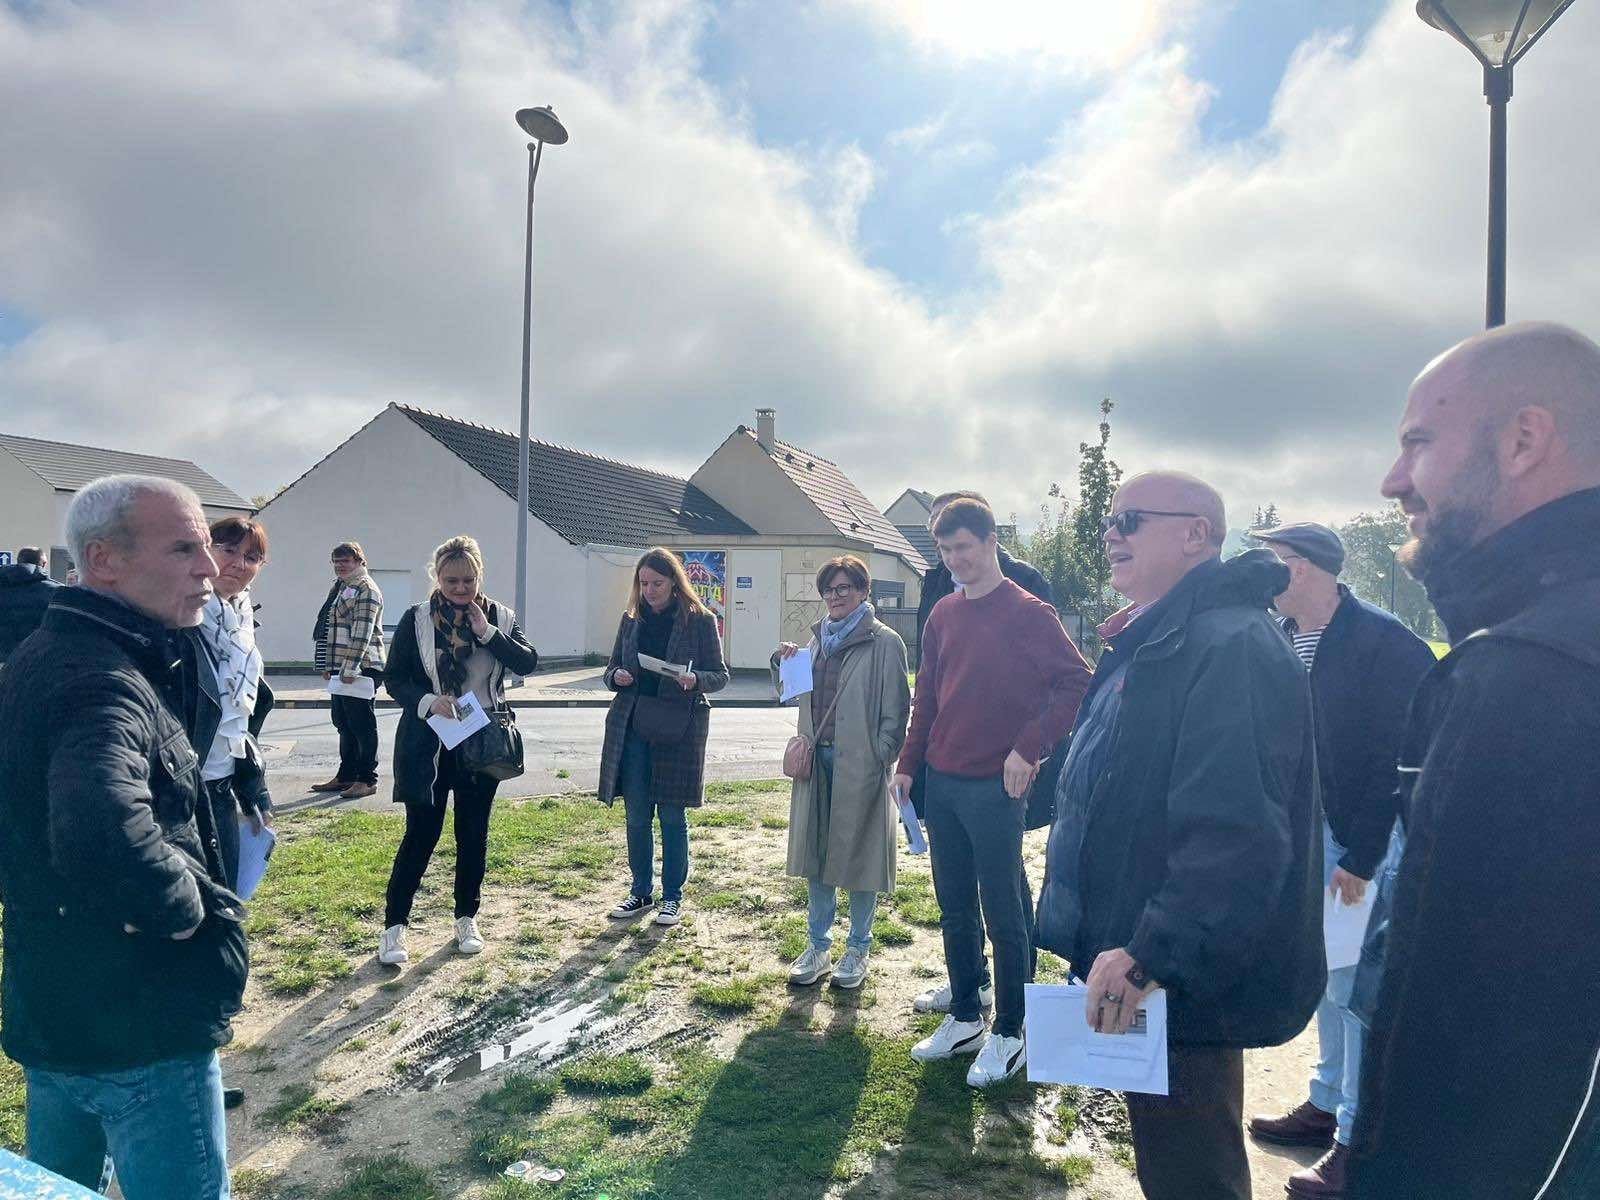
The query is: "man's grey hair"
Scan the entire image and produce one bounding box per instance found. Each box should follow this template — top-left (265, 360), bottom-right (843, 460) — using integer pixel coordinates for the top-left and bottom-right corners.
top-left (64, 475), bottom-right (205, 570)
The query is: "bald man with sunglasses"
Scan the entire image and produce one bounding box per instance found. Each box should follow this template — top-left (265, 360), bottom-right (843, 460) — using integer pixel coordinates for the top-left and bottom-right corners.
top-left (1036, 471), bottom-right (1324, 1200)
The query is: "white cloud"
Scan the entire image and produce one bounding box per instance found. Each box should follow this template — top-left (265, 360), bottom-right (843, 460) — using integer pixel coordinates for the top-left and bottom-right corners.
top-left (2, 0), bottom-right (1598, 540)
top-left (834, 0), bottom-right (1203, 72)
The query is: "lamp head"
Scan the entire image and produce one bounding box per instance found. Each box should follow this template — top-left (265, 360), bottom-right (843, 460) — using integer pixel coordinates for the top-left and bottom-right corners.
top-left (516, 106), bottom-right (569, 145)
top-left (1416, 0), bottom-right (1576, 69)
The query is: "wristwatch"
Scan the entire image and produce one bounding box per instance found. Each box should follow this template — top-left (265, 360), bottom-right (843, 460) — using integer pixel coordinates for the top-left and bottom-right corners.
top-left (1124, 960), bottom-right (1151, 990)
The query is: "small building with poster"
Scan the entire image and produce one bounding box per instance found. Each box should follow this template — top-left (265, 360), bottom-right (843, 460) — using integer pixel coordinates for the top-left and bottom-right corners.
top-left (247, 404), bottom-right (923, 670)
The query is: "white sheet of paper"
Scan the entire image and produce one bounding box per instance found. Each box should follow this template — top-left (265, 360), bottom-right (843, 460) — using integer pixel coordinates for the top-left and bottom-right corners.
top-left (779, 649), bottom-right (814, 702)
top-left (426, 691), bottom-right (491, 750)
top-left (897, 797), bottom-right (928, 855)
top-left (235, 822), bottom-right (276, 900)
top-left (326, 674), bottom-right (376, 700)
top-left (637, 652), bottom-right (689, 678)
top-left (1024, 983), bottom-right (1169, 1096)
top-left (1323, 885), bottom-right (1379, 971)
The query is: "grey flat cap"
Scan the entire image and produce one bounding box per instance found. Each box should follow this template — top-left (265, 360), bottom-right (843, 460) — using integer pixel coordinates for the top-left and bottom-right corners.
top-left (1247, 521), bottom-right (1345, 576)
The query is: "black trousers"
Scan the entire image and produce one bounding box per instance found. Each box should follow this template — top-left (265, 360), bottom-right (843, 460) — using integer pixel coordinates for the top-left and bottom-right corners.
top-left (1123, 1044), bottom-right (1249, 1200)
top-left (924, 768), bottom-right (1034, 1038)
top-left (383, 749), bottom-right (498, 927)
top-left (330, 694), bottom-right (379, 784)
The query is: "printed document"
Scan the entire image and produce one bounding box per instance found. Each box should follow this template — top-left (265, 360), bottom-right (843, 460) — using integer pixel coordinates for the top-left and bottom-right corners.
top-left (326, 674), bottom-right (376, 700)
top-left (779, 648), bottom-right (814, 702)
top-left (427, 691), bottom-right (491, 750)
top-left (1024, 983), bottom-right (1169, 1096)
top-left (897, 797), bottom-right (928, 855)
top-left (637, 652), bottom-right (689, 678)
top-left (236, 822), bottom-right (277, 900)
top-left (1324, 885), bottom-right (1379, 971)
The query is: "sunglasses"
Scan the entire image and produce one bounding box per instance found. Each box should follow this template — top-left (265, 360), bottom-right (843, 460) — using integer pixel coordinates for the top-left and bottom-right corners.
top-left (1100, 509), bottom-right (1202, 538)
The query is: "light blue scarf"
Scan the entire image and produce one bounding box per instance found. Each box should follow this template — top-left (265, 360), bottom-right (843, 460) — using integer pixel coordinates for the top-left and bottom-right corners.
top-left (820, 600), bottom-right (873, 657)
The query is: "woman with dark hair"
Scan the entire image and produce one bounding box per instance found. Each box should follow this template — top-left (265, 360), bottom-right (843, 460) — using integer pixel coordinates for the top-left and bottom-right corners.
top-left (198, 517), bottom-right (275, 889)
top-left (598, 547), bottom-right (729, 926)
top-left (774, 555), bottom-right (910, 990)
top-left (379, 535), bottom-right (537, 966)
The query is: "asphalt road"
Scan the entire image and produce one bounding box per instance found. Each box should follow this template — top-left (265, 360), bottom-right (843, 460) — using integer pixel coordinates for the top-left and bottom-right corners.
top-left (258, 705), bottom-right (799, 814)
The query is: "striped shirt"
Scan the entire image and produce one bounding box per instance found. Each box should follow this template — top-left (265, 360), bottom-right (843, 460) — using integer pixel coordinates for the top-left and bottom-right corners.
top-left (1288, 625), bottom-right (1325, 670)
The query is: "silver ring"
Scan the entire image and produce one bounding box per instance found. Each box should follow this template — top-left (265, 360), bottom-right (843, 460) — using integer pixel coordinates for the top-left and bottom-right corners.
top-left (1102, 991), bottom-right (1122, 1005)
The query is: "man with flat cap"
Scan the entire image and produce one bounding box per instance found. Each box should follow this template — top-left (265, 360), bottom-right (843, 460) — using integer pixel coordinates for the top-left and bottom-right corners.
top-left (1244, 523), bottom-right (1435, 1198)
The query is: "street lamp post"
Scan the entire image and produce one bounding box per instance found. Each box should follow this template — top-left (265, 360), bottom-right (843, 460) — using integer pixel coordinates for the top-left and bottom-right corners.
top-left (513, 105), bottom-right (569, 626)
top-left (1416, 1), bottom-right (1576, 328)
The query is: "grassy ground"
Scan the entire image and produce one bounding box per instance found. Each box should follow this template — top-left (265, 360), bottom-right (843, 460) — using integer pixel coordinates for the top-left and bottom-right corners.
top-left (1, 781), bottom-right (1135, 1198)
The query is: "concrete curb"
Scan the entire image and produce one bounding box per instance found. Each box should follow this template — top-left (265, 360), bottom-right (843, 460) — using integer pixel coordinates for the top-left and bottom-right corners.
top-left (274, 697), bottom-right (783, 710)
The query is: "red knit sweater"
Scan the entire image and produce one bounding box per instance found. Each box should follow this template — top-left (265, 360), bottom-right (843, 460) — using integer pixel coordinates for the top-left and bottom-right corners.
top-left (897, 579), bottom-right (1091, 780)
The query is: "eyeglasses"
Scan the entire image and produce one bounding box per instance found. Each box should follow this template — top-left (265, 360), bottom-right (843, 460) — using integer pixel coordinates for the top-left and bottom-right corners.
top-left (1100, 509), bottom-right (1202, 538)
top-left (821, 584), bottom-right (860, 598)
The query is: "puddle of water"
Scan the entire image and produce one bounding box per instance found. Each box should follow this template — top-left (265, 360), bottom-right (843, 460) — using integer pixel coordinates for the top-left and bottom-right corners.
top-left (425, 998), bottom-right (612, 1087)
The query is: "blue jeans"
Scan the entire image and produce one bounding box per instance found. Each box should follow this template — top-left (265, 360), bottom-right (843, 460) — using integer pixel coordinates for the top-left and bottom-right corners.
top-left (25, 1051), bottom-right (229, 1199)
top-left (1311, 820), bottom-right (1383, 1146)
top-left (620, 729), bottom-right (688, 902)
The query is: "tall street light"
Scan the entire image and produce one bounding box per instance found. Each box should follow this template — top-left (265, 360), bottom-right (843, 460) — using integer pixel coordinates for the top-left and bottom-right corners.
top-left (512, 105), bottom-right (569, 625)
top-left (1416, 1), bottom-right (1576, 328)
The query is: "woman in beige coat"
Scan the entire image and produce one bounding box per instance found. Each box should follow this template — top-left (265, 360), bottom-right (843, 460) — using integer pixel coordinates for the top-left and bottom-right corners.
top-left (774, 555), bottom-right (911, 991)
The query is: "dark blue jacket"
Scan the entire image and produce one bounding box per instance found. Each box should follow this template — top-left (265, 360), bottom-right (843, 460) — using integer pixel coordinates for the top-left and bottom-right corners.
top-left (1350, 487), bottom-right (1600, 1200)
top-left (1289, 587), bottom-right (1435, 879)
top-left (1036, 551), bottom-right (1325, 1048)
top-left (0, 563), bottom-right (60, 663)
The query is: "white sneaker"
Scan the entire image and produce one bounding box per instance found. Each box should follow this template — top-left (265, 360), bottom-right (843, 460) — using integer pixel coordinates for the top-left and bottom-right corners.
top-left (455, 916), bottom-right (484, 955)
top-left (912, 981), bottom-right (995, 1014)
top-left (967, 1032), bottom-right (1026, 1088)
top-left (788, 946), bottom-right (832, 986)
top-left (378, 924), bottom-right (408, 966)
top-left (832, 947), bottom-right (870, 990)
top-left (910, 1015), bottom-right (987, 1062)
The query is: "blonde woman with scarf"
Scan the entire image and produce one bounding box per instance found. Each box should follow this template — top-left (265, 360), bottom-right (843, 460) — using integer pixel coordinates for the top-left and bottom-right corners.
top-left (378, 536), bottom-right (537, 966)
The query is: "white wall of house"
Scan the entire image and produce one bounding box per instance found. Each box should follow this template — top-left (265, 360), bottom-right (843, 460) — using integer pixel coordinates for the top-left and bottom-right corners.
top-left (250, 407), bottom-right (591, 664)
top-left (583, 545), bottom-right (646, 659)
top-left (884, 490), bottom-right (931, 526)
top-left (0, 452), bottom-right (56, 561)
top-left (689, 433), bottom-right (836, 537)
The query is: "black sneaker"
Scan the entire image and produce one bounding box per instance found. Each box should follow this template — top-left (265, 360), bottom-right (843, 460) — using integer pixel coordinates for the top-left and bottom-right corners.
top-left (654, 900), bottom-right (682, 926)
top-left (609, 895), bottom-right (654, 919)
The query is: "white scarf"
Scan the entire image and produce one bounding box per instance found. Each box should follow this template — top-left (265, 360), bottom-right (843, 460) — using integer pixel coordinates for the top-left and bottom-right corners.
top-left (200, 589), bottom-right (262, 775)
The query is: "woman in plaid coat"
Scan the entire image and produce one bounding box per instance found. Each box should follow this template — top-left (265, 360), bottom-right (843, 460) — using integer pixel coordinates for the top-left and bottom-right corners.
top-left (597, 548), bottom-right (728, 927)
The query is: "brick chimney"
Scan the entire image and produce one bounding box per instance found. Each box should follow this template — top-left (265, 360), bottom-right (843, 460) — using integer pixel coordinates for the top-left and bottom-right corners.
top-left (755, 407), bottom-right (776, 451)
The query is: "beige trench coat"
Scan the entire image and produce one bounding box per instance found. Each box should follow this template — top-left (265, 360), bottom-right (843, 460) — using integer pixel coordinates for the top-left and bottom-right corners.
top-left (779, 615), bottom-right (911, 894)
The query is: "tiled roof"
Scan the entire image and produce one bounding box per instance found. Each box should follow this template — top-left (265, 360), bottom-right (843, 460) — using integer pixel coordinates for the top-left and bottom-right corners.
top-left (0, 432), bottom-right (251, 510)
top-left (397, 406), bottom-right (754, 547)
top-left (896, 524), bottom-right (938, 567)
top-left (750, 430), bottom-right (928, 571)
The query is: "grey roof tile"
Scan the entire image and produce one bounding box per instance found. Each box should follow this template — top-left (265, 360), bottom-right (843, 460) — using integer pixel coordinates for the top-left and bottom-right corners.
top-left (398, 406), bottom-right (753, 546)
top-left (0, 432), bottom-right (251, 510)
top-left (751, 430), bottom-right (928, 571)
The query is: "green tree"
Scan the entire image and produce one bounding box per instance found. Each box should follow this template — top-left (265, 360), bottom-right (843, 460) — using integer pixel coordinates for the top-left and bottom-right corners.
top-left (1021, 398), bottom-right (1123, 654)
top-left (1338, 506), bottom-right (1441, 640)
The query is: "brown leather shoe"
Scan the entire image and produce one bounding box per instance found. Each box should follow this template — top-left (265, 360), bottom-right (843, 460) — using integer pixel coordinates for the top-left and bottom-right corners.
top-left (311, 777), bottom-right (351, 792)
top-left (1248, 1099), bottom-right (1336, 1147)
top-left (1286, 1141), bottom-right (1349, 1198)
top-left (340, 782), bottom-right (377, 799)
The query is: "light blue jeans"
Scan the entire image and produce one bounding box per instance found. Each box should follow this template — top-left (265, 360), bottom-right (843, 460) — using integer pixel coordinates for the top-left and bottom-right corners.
top-left (804, 746), bottom-right (877, 954)
top-left (25, 1051), bottom-right (230, 1198)
top-left (1311, 820), bottom-right (1386, 1146)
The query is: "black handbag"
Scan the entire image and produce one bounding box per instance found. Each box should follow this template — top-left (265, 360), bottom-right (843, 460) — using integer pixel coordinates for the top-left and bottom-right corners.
top-left (459, 704), bottom-right (525, 781)
top-left (631, 694), bottom-right (694, 745)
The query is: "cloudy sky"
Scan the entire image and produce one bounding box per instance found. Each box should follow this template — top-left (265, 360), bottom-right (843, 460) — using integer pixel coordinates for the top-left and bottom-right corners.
top-left (3, 0), bottom-right (1597, 530)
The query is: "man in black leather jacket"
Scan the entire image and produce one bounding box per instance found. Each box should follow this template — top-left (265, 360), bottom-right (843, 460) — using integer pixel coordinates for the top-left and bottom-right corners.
top-left (1350, 322), bottom-right (1600, 1200)
top-left (0, 475), bottom-right (244, 1199)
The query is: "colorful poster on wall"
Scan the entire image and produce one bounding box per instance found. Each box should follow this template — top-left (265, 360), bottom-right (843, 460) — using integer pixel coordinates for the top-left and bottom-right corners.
top-left (682, 550), bottom-right (727, 638)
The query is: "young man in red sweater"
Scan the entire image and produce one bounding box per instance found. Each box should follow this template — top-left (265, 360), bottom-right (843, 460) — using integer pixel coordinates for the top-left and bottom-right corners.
top-left (892, 498), bottom-right (1091, 1087)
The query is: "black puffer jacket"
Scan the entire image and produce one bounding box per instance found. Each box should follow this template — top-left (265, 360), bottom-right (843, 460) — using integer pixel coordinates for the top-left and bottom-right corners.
top-left (0, 588), bottom-right (248, 1072)
top-left (0, 562), bottom-right (60, 663)
top-left (1036, 551), bottom-right (1325, 1048)
top-left (1350, 488), bottom-right (1600, 1200)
